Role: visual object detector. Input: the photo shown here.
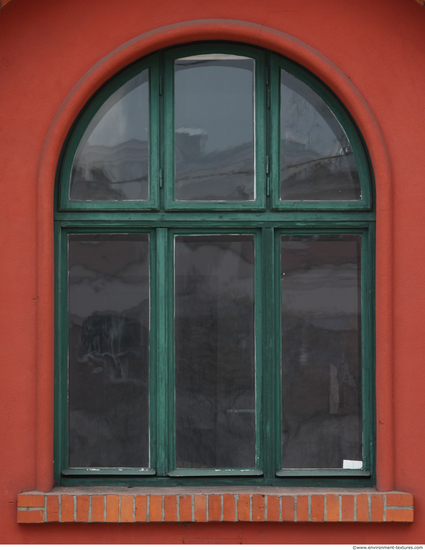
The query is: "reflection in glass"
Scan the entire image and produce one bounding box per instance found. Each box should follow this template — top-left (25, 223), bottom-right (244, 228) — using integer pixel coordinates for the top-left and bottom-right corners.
top-left (70, 71), bottom-right (149, 201)
top-left (68, 234), bottom-right (149, 467)
top-left (175, 235), bottom-right (256, 468)
top-left (174, 55), bottom-right (255, 201)
top-left (280, 70), bottom-right (361, 201)
top-left (281, 235), bottom-right (362, 468)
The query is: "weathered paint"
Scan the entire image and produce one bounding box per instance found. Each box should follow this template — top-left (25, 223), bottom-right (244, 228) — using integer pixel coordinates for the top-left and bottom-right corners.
top-left (0, 0), bottom-right (424, 543)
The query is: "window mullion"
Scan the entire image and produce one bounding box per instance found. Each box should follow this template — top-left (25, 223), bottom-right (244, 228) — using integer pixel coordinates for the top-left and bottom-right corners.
top-left (261, 226), bottom-right (278, 479)
top-left (155, 227), bottom-right (169, 475)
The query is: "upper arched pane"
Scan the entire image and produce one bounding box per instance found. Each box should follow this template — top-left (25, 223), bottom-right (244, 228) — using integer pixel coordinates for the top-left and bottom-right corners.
top-left (174, 54), bottom-right (255, 201)
top-left (70, 70), bottom-right (149, 201)
top-left (280, 69), bottom-right (361, 201)
top-left (59, 45), bottom-right (371, 211)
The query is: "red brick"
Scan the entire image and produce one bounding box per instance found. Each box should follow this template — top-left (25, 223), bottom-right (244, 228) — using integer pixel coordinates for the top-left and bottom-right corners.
top-left (356, 494), bottom-right (369, 522)
top-left (91, 495), bottom-right (105, 522)
top-left (311, 495), bottom-right (324, 522)
top-left (223, 494), bottom-right (235, 522)
top-left (386, 493), bottom-right (414, 507)
top-left (76, 495), bottom-right (89, 522)
top-left (326, 494), bottom-right (339, 522)
top-left (282, 496), bottom-right (295, 521)
top-left (341, 495), bottom-right (354, 521)
top-left (120, 495), bottom-right (133, 523)
top-left (135, 495), bottom-right (147, 522)
top-left (252, 494), bottom-right (265, 521)
top-left (208, 495), bottom-right (222, 521)
top-left (164, 495), bottom-right (177, 521)
top-left (267, 496), bottom-right (280, 522)
top-left (194, 494), bottom-right (207, 522)
top-left (386, 508), bottom-right (414, 522)
top-left (61, 495), bottom-right (74, 522)
top-left (106, 495), bottom-right (119, 522)
top-left (296, 495), bottom-right (309, 522)
top-left (179, 495), bottom-right (192, 522)
top-left (371, 494), bottom-right (383, 522)
top-left (237, 494), bottom-right (250, 521)
top-left (149, 495), bottom-right (163, 522)
top-left (17, 510), bottom-right (44, 523)
top-left (46, 495), bottom-right (59, 522)
top-left (18, 494), bottom-right (45, 508)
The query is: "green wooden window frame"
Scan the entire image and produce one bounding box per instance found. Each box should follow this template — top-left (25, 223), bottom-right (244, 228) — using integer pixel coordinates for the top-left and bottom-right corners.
top-left (54, 43), bottom-right (375, 488)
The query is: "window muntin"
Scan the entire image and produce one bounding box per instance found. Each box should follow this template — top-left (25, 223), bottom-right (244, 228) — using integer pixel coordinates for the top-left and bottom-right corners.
top-left (55, 44), bottom-right (375, 486)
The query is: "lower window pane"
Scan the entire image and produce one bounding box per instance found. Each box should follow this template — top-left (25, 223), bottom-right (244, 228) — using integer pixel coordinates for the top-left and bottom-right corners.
top-left (68, 234), bottom-right (150, 468)
top-left (281, 234), bottom-right (362, 469)
top-left (175, 235), bottom-right (256, 469)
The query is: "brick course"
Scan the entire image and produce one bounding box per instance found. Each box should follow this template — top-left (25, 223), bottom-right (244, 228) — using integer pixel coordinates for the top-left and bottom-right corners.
top-left (17, 490), bottom-right (414, 523)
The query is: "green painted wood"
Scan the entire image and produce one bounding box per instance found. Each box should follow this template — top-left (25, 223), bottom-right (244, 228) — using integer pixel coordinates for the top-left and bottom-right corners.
top-left (261, 227), bottom-right (276, 479)
top-left (54, 223), bottom-right (69, 483)
top-left (55, 212), bottom-right (376, 224)
top-left (254, 230), bottom-right (263, 472)
top-left (361, 224), bottom-right (376, 483)
top-left (54, 43), bottom-right (376, 487)
top-left (168, 468), bottom-right (263, 477)
top-left (156, 228), bottom-right (169, 476)
top-left (273, 229), bottom-right (283, 473)
top-left (276, 469), bottom-right (371, 477)
top-left (149, 230), bottom-right (158, 473)
top-left (59, 475), bottom-right (372, 487)
top-left (62, 468), bottom-right (156, 476)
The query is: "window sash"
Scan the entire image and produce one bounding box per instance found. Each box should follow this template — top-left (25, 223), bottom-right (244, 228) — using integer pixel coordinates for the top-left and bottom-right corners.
top-left (269, 55), bottom-right (372, 211)
top-left (55, 221), bottom-right (374, 485)
top-left (58, 49), bottom-right (372, 213)
top-left (58, 57), bottom-right (161, 211)
top-left (163, 45), bottom-right (267, 211)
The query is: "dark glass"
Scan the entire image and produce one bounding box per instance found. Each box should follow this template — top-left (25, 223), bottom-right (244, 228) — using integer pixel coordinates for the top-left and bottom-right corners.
top-left (175, 235), bottom-right (256, 468)
top-left (280, 70), bottom-right (361, 201)
top-left (68, 234), bottom-right (150, 467)
top-left (281, 235), bottom-right (362, 469)
top-left (70, 71), bottom-right (149, 201)
top-left (174, 55), bottom-right (255, 201)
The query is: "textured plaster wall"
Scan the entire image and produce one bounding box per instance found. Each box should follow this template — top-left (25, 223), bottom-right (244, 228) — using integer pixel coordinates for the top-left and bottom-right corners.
top-left (0, 0), bottom-right (424, 543)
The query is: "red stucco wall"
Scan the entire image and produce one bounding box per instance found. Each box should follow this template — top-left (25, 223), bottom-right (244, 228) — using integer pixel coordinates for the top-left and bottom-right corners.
top-left (0, 0), bottom-right (424, 543)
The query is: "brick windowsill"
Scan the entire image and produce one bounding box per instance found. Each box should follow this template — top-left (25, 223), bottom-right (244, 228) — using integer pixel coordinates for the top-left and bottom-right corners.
top-left (17, 488), bottom-right (413, 523)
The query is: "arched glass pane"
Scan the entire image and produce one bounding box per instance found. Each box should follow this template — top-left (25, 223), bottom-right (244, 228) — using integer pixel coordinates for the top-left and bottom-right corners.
top-left (280, 70), bottom-right (361, 201)
top-left (70, 71), bottom-right (149, 201)
top-left (174, 55), bottom-right (255, 201)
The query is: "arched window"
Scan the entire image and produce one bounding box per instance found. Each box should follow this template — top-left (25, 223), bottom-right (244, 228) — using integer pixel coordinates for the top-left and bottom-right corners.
top-left (55, 44), bottom-right (375, 486)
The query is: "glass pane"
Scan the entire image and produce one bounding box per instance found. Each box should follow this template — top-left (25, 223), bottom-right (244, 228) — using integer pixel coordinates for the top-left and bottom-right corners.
top-left (280, 70), bottom-right (361, 201)
top-left (68, 234), bottom-right (150, 467)
top-left (174, 55), bottom-right (255, 201)
top-left (281, 235), bottom-right (362, 469)
top-left (70, 70), bottom-right (149, 201)
top-left (175, 235), bottom-right (256, 468)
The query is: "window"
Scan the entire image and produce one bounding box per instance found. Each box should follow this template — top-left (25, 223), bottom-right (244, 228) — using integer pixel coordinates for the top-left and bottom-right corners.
top-left (55, 43), bottom-right (375, 487)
